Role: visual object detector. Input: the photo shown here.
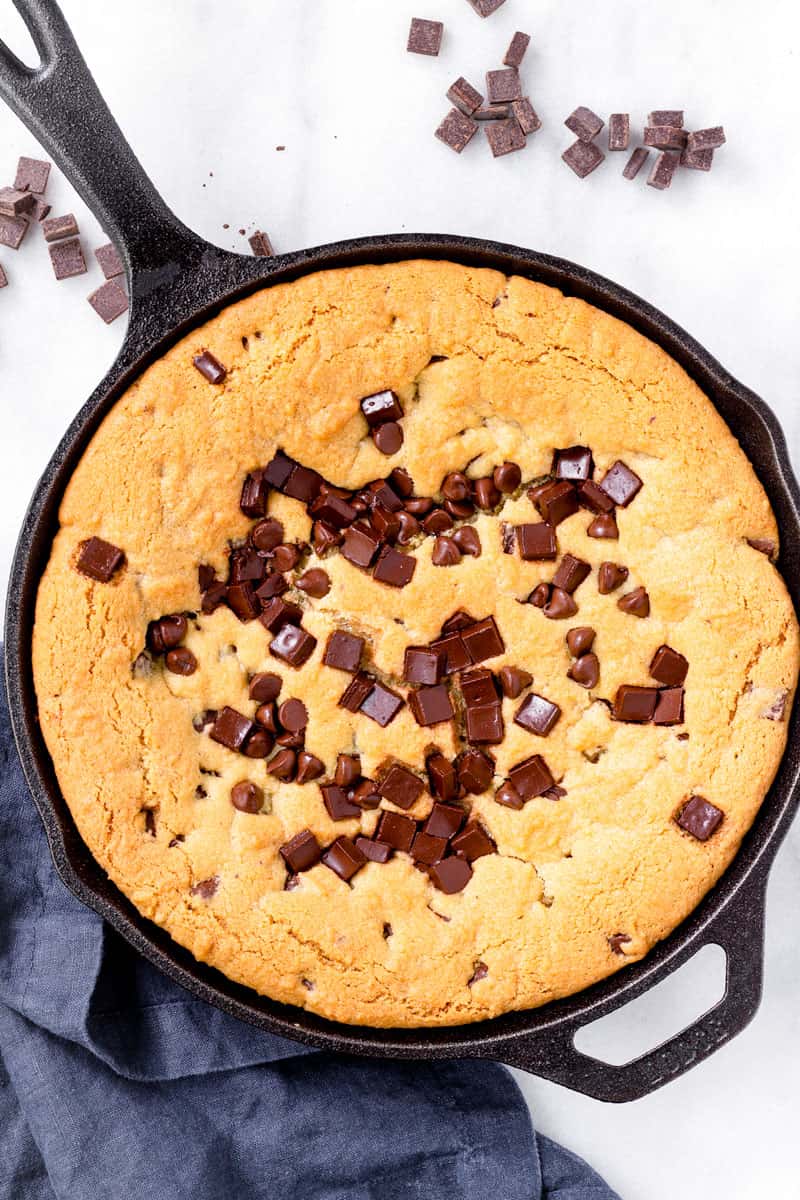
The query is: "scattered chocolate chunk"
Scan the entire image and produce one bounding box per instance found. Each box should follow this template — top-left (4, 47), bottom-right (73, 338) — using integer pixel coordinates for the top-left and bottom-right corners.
top-left (567, 653), bottom-right (599, 689)
top-left (355, 837), bottom-right (393, 864)
top-left (49, 237), bottom-right (86, 279)
top-left (533, 480), bottom-right (580, 526)
top-left (165, 647), bottom-right (197, 676)
top-left (565, 106), bottom-right (604, 141)
top-left (311, 489), bottom-right (355, 528)
top-left (436, 108), bottom-right (479, 153)
top-left (617, 587), bottom-right (650, 618)
top-left (442, 610), bottom-right (476, 634)
top-left (87, 278), bottom-right (129, 324)
top-left (599, 461), bottom-right (642, 507)
top-left (486, 68), bottom-right (522, 104)
top-left (260, 596), bottom-right (302, 632)
top-left (342, 523), bottom-right (381, 568)
top-left (268, 748), bottom-right (297, 781)
top-left (485, 118), bottom-right (526, 157)
top-left (681, 146), bottom-right (714, 171)
top-left (375, 810), bottom-right (417, 851)
top-left (192, 349), bottom-right (227, 384)
top-left (460, 667), bottom-right (499, 708)
top-left (608, 113), bottom-right (630, 151)
top-left (322, 784), bottom-right (361, 821)
top-left (643, 126), bottom-right (687, 151)
top-left (409, 684), bottom-right (454, 727)
top-left (339, 672), bottom-right (375, 712)
top-left (613, 685), bottom-right (658, 723)
top-left (427, 754), bottom-right (459, 802)
top-left (284, 464), bottom-right (323, 503)
top-left (462, 616), bottom-right (504, 663)
top-left (191, 876), bottom-right (219, 900)
top-left (687, 127), bottom-right (726, 152)
top-left (465, 0), bottom-right (507, 14)
top-left (578, 479), bottom-right (615, 514)
top-left (647, 150), bottom-right (680, 191)
top-left (92, 241), bottom-right (124, 279)
top-left (0, 213), bottom-right (28, 251)
top-left (0, 187), bottom-right (34, 216)
top-left (676, 795), bottom-right (723, 842)
top-left (429, 855), bottom-right (473, 894)
top-left (543, 587), bottom-right (578, 620)
top-left (553, 554), bottom-right (591, 594)
top-left (649, 110), bottom-right (684, 127)
top-left (29, 196), bottom-right (51, 221)
top-left (278, 698), bottom-right (308, 732)
top-left (761, 691), bottom-right (789, 722)
top-left (622, 147), bottom-right (650, 180)
top-left (248, 229), bottom-right (274, 256)
top-left (527, 582), bottom-right (551, 609)
top-left (598, 561), bottom-right (629, 594)
top-left (504, 30), bottom-right (531, 68)
top-left (514, 692), bottom-right (561, 736)
top-left (411, 830), bottom-right (448, 865)
top-left (430, 631), bottom-right (471, 675)
top-left (493, 462), bottom-right (521, 493)
top-left (296, 751), bottom-right (325, 784)
top-left (508, 754), bottom-right (555, 800)
top-left (653, 687), bottom-right (684, 726)
top-left (475, 104), bottom-right (510, 121)
top-left (211, 706), bottom-right (255, 751)
top-left (270, 623), bottom-right (317, 667)
top-left (495, 781), bottom-right (523, 809)
top-left (227, 581), bottom-right (260, 622)
top-left (264, 451), bottom-right (295, 490)
top-left (466, 703), bottom-right (504, 744)
top-left (249, 673), bottom-right (282, 704)
top-left (324, 630), bottom-right (364, 673)
top-left (552, 446), bottom-right (593, 481)
top-left (650, 644), bottom-right (689, 686)
top-left (511, 98), bottom-right (541, 135)
top-left (562, 137), bottom-right (605, 177)
top-left (407, 17), bottom-right (444, 55)
top-left (231, 780), bottom-right (263, 813)
top-left (566, 626), bottom-right (595, 657)
top-left (499, 665), bottom-right (533, 699)
top-left (608, 933), bottom-right (632, 955)
top-left (322, 835), bottom-right (366, 882)
top-left (76, 536), bottom-right (125, 582)
top-left (379, 764), bottom-right (425, 810)
top-left (517, 522), bottom-right (557, 561)
top-left (457, 748), bottom-right (495, 794)
top-left (404, 645), bottom-right (444, 686)
top-left (373, 421), bottom-right (404, 455)
top-left (374, 544), bottom-right (416, 587)
top-left (451, 821), bottom-right (495, 860)
top-left (389, 467), bottom-right (414, 498)
top-left (587, 512), bottom-right (619, 539)
top-left (14, 156), bottom-right (50, 193)
top-left (425, 801), bottom-right (464, 839)
top-left (361, 681), bottom-right (405, 726)
top-left (447, 76), bottom-right (484, 115)
top-left (42, 212), bottom-right (79, 241)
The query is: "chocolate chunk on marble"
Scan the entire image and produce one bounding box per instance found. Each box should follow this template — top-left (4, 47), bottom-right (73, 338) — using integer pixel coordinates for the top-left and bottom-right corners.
top-left (565, 106), bottom-right (604, 141)
top-left (681, 146), bottom-right (714, 171)
top-left (608, 113), bottom-right (630, 151)
top-left (643, 126), bottom-right (687, 151)
top-left (407, 17), bottom-right (444, 55)
top-left (464, 0), bottom-right (507, 14)
top-left (687, 127), bottom-right (726, 152)
top-left (647, 150), bottom-right (680, 191)
top-left (514, 692), bottom-right (561, 736)
top-left (486, 68), bottom-right (522, 104)
top-left (436, 108), bottom-right (478, 153)
top-left (676, 795), bottom-right (724, 841)
top-left (649, 110), bottom-right (684, 127)
top-left (511, 98), bottom-right (541, 135)
top-left (88, 281), bottom-right (130, 324)
top-left (0, 213), bottom-right (29, 251)
top-left (485, 118), bottom-right (526, 157)
top-left (622, 147), bottom-right (650, 180)
top-left (0, 187), bottom-right (34, 216)
top-left (42, 212), bottom-right (79, 241)
top-left (14, 156), bottom-right (51, 193)
top-left (447, 76), bottom-right (483, 114)
top-left (49, 237), bottom-right (86, 279)
top-left (504, 30), bottom-right (530, 67)
top-left (248, 230), bottom-right (274, 256)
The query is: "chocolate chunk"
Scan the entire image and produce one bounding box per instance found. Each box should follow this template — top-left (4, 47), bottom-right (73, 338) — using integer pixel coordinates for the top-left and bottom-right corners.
top-left (310, 491), bottom-right (357, 529)
top-left (447, 76), bottom-right (484, 115)
top-left (255, 573), bottom-right (289, 603)
top-left (466, 703), bottom-right (504, 744)
top-left (323, 630), bottom-right (364, 673)
top-left (761, 691), bottom-right (789, 722)
top-left (687, 127), bottom-right (726, 152)
top-left (211, 706), bottom-right (255, 751)
top-left (0, 187), bottom-right (34, 216)
top-left (653, 687), bottom-right (684, 725)
top-left (431, 536), bottom-right (461, 567)
top-left (429, 855), bottom-right (473, 894)
top-left (577, 479), bottom-right (615, 514)
top-left (322, 835), bottom-right (366, 882)
top-left (248, 229), bottom-right (274, 256)
top-left (460, 667), bottom-right (499, 708)
top-left (201, 581), bottom-right (228, 613)
top-left (264, 451), bottom-right (295, 490)
top-left (284, 464), bottom-right (323, 503)
top-left (430, 631), bottom-right (471, 675)
top-left (475, 104), bottom-right (510, 121)
top-left (249, 672), bottom-right (282, 703)
top-left (534, 480), bottom-right (580, 526)
top-left (442, 610), bottom-right (476, 634)
top-left (42, 213), bottom-right (78, 241)
top-left (268, 748), bottom-right (297, 781)
top-left (165, 647), bottom-right (197, 675)
top-left (436, 108), bottom-right (479, 153)
top-left (599, 461), bottom-right (642, 506)
top-left (517, 522), bottom-right (558, 561)
top-left (486, 68), bottom-right (522, 104)
top-left (280, 829), bottom-right (322, 872)
top-left (485, 118), bottom-right (526, 157)
top-left (0, 213), bottom-right (28, 250)
top-left (543, 587), bottom-right (578, 620)
top-left (504, 29), bottom-right (531, 67)
top-left (567, 652), bottom-right (599, 689)
top-left (29, 196), bottom-right (50, 221)
top-left (608, 113), bottom-right (630, 151)
top-left (676, 795), bottom-right (723, 842)
top-left (147, 614), bottom-right (188, 654)
top-left (495, 781), bottom-right (524, 809)
top-left (499, 666), bottom-right (533, 699)
top-left (379, 763), bottom-right (425, 810)
top-left (508, 754), bottom-right (555, 800)
top-left (49, 236), bottom-right (86, 279)
top-left (553, 554), bottom-right (591, 594)
top-left (231, 546), bottom-right (267, 583)
top-left (587, 512), bottom-right (619, 539)
top-left (514, 692), bottom-right (561, 736)
top-left (404, 645), bottom-right (445, 685)
top-left (451, 821), bottom-right (495, 860)
top-left (231, 781), bottom-right (263, 813)
top-left (90, 242), bottom-right (123, 281)
top-left (296, 568), bottom-right (331, 598)
top-left (244, 729), bottom-right (273, 758)
top-left (192, 349), bottom-right (226, 384)
top-left (643, 126), bottom-right (687, 150)
top-left (597, 561), bottom-right (629, 594)
top-left (278, 698), bottom-right (308, 732)
top-left (461, 616), bottom-right (505, 663)
top-left (238, 471), bottom-right (267, 518)
top-left (370, 480), bottom-right (405, 512)
top-left (617, 586), bottom-right (650, 618)
top-left (355, 836), bottom-right (393, 864)
top-left (493, 462), bottom-right (521, 493)
top-left (426, 755), bottom-right (459, 802)
top-left (527, 582), bottom-right (551, 609)
top-left (649, 645), bottom-right (689, 686)
top-left (338, 672), bottom-right (375, 712)
top-left (373, 422), bottom-right (404, 455)
top-left (565, 106), bottom-right (604, 141)
top-left (361, 681), bottom-right (405, 726)
top-left (409, 684), bottom-right (454, 727)
top-left (612, 685), bottom-right (658, 723)
top-left (227, 581), bottom-right (260, 622)
top-left (270, 623), bottom-right (317, 666)
top-left (422, 508), bottom-right (453, 535)
top-left (425, 801), bottom-right (464, 839)
top-left (552, 446), bottom-right (594, 481)
top-left (14, 156), bottom-right (50, 193)
top-left (374, 545), bottom-right (416, 587)
top-left (76, 536), bottom-right (125, 582)
top-left (465, 0), bottom-right (507, 14)
top-left (375, 810), bottom-right (417, 851)
top-left (296, 752), bottom-right (325, 784)
top-left (566, 626), bottom-right (596, 657)
top-left (647, 151), bottom-right (679, 190)
top-left (563, 139), bottom-right (605, 177)
top-left (388, 468), bottom-right (414, 498)
top-left (649, 110), bottom-right (684, 127)
top-left (407, 17), bottom-right (444, 55)
top-left (622, 147), bottom-right (650, 180)
top-left (681, 145), bottom-right (714, 171)
top-left (411, 830), bottom-right (448, 866)
top-left (361, 390), bottom-right (403, 427)
top-left (322, 784), bottom-right (361, 821)
top-left (457, 748), bottom-right (495, 794)
top-left (510, 97), bottom-right (541, 136)
top-left (342, 523), bottom-right (381, 569)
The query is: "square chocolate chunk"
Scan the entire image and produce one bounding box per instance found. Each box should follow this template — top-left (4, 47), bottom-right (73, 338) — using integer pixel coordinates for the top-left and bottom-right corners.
top-left (429, 855), bottom-right (473, 894)
top-left (88, 280), bottom-right (128, 324)
top-left (76, 536), bottom-right (125, 582)
top-left (465, 0), bottom-right (507, 16)
top-left (342, 523), bottom-right (380, 568)
top-left (486, 69), bottom-right (522, 104)
top-left (643, 126), bottom-right (687, 151)
top-left (687, 127), bottom-right (726, 153)
top-left (409, 683), bottom-right (454, 727)
top-left (14, 156), bottom-right (51, 193)
top-left (681, 146), bottom-right (714, 171)
top-left (552, 445), bottom-right (594, 481)
top-left (599, 460), bottom-right (642, 507)
top-left (517, 522), bottom-right (557, 561)
top-left (461, 616), bottom-right (504, 663)
top-left (508, 754), bottom-right (555, 801)
top-left (411, 831), bottom-right (448, 866)
top-left (427, 755), bottom-right (459, 802)
top-left (339, 672), bottom-right (375, 712)
top-left (647, 150), bottom-right (679, 191)
top-left (676, 795), bottom-right (724, 842)
top-left (430, 632), bottom-right (471, 675)
top-left (565, 106), bottom-right (604, 142)
top-left (210, 706), bottom-right (255, 752)
top-left (94, 242), bottom-right (124, 278)
top-left (653, 687), bottom-right (684, 726)
top-left (460, 667), bottom-right (499, 708)
top-left (269, 624), bottom-right (317, 667)
top-left (379, 764), bottom-right (424, 810)
top-left (324, 630), bottom-right (364, 673)
top-left (474, 104), bottom-right (510, 121)
top-left (451, 820), bottom-right (495, 861)
top-left (322, 836), bottom-right (366, 882)
top-left (552, 554), bottom-right (591, 594)
top-left (425, 802), bottom-right (465, 839)
top-left (404, 645), bottom-right (444, 685)
top-left (355, 836), bottom-right (392, 864)
top-left (375, 809), bottom-right (416, 851)
top-left (373, 545), bottom-right (416, 588)
top-left (0, 213), bottom-right (29, 251)
top-left (42, 213), bottom-right (79, 242)
top-left (447, 76), bottom-right (484, 115)
top-left (612, 685), bottom-right (658, 723)
top-left (322, 784), bottom-right (361, 821)
top-left (248, 229), bottom-right (274, 257)
top-left (514, 692), bottom-right (561, 736)
top-left (280, 829), bottom-right (321, 872)
top-left (503, 31), bottom-right (530, 68)
top-left (435, 108), bottom-right (478, 154)
top-left (648, 110), bottom-right (684, 128)
top-left (0, 187), bottom-right (35, 217)
top-left (465, 703), bottom-right (504, 744)
top-left (608, 113), bottom-right (630, 151)
top-left (485, 118), bottom-right (526, 158)
top-left (622, 147), bottom-right (650, 180)
top-left (407, 17), bottom-right (444, 56)
top-left (511, 98), bottom-right (541, 136)
top-left (360, 681), bottom-right (405, 726)
top-left (562, 139), bottom-right (605, 178)
top-left (649, 644), bottom-right (689, 686)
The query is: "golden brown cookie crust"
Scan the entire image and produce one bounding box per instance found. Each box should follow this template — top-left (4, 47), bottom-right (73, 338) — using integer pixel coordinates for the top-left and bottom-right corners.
top-left (32, 260), bottom-right (799, 1027)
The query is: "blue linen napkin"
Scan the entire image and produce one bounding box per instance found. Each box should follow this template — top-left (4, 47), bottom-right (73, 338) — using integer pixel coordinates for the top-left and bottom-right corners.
top-left (0, 662), bottom-right (620, 1200)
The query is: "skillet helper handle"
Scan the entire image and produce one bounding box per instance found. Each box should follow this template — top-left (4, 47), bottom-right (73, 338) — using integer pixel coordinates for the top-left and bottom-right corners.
top-left (0, 0), bottom-right (206, 286)
top-left (493, 874), bottom-right (767, 1103)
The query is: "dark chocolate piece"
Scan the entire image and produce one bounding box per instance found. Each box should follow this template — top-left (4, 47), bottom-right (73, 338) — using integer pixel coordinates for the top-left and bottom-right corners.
top-left (687, 127), bottom-right (726, 152)
top-left (49, 237), bottom-right (86, 279)
top-left (379, 763), bottom-right (425, 810)
top-left (447, 76), bottom-right (483, 115)
top-left (296, 568), bottom-right (330, 598)
top-left (587, 512), bottom-right (619, 539)
top-left (322, 784), bottom-right (361, 821)
top-left (457, 748), bottom-right (494, 794)
top-left (411, 831), bottom-right (448, 865)
top-left (396, 510), bottom-right (421, 544)
top-left (29, 196), bottom-right (50, 221)
top-left (374, 544), bottom-right (416, 587)
top-left (622, 147), bottom-right (650, 180)
top-left (425, 801), bottom-right (464, 839)
top-left (210, 706), bottom-right (255, 751)
top-left (284, 464), bottom-right (323, 503)
top-left (334, 754), bottom-right (361, 788)
top-left (495, 782), bottom-right (523, 809)
top-left (260, 596), bottom-right (302, 632)
top-left (565, 106), bottom-right (604, 141)
top-left (442, 473), bottom-right (471, 501)
top-left (191, 877), bottom-right (219, 900)
top-left (231, 781), bottom-right (263, 813)
top-left (600, 461), bottom-right (643, 506)
top-left (432, 535), bottom-right (461, 566)
top-left (342, 523), bottom-right (381, 568)
top-left (461, 616), bottom-right (504, 663)
top-left (681, 146), bottom-right (714, 171)
top-left (0, 213), bottom-right (28, 251)
top-left (643, 126), bottom-right (687, 151)
top-left (0, 187), bottom-right (34, 216)
top-left (404, 645), bottom-right (444, 685)
top-left (389, 467), bottom-right (414, 498)
top-left (429, 856), bottom-right (473, 894)
top-left (375, 810), bottom-right (416, 851)
top-left (278, 698), bottom-right (308, 732)
top-left (543, 587), bottom-right (578, 620)
top-left (552, 446), bottom-right (594, 481)
top-left (355, 837), bottom-right (392, 864)
top-left (617, 587), bottom-right (650, 618)
top-left (553, 554), bottom-right (591, 594)
top-left (653, 687), bottom-right (684, 725)
top-left (499, 666), bottom-right (533, 699)
top-left (323, 630), bottom-right (364, 673)
top-left (472, 478), bottom-right (500, 511)
top-left (373, 422), bottom-right (404, 455)
top-left (563, 139), bottom-right (605, 178)
top-left (430, 631), bottom-right (471, 675)
top-left (322, 836), bottom-right (366, 882)
top-left (250, 672), bottom-right (282, 703)
top-left (14, 156), bottom-right (51, 193)
top-left (251, 517), bottom-right (284, 550)
top-left (486, 68), bottom-right (522, 104)
top-left (409, 684), bottom-right (454, 727)
top-left (42, 213), bottom-right (78, 241)
top-left (450, 821), bottom-right (495, 860)
top-left (504, 30), bottom-right (530, 67)
top-left (676, 795), bottom-right (723, 841)
top-left (227, 581), bottom-right (260, 622)
top-left (248, 230), bottom-right (274, 256)
top-left (597, 561), bottom-right (629, 594)
top-left (268, 748), bottom-right (297, 781)
top-left (465, 704), bottom-right (504, 744)
top-left (465, 0), bottom-right (507, 14)
top-left (608, 113), bottom-right (630, 151)
top-left (536, 481), bottom-right (580, 528)
top-left (485, 118), bottom-right (526, 157)
top-left (474, 103), bottom-right (510, 121)
top-left (165, 647), bottom-right (197, 676)
top-left (360, 681), bottom-right (405, 726)
top-left (76, 536), bottom-right (125, 582)
top-left (648, 110), bottom-right (684, 127)
top-left (240, 471), bottom-right (268, 518)
top-left (517, 522), bottom-right (557, 561)
top-left (310, 491), bottom-right (357, 528)
top-left (255, 702), bottom-right (279, 733)
top-left (508, 754), bottom-right (555, 800)
top-left (192, 349), bottom-right (227, 384)
top-left (407, 17), bottom-right (444, 55)
top-left (566, 626), bottom-right (595, 657)
top-left (608, 933), bottom-right (632, 955)
top-left (460, 666), bottom-right (499, 708)
top-left (612, 685), bottom-right (658, 723)
top-left (514, 692), bottom-right (561, 736)
top-left (527, 582), bottom-right (551, 609)
top-left (513, 97), bottom-right (542, 136)
top-left (567, 652), bottom-right (599, 689)
top-left (361, 389), bottom-right (403, 427)
top-left (338, 672), bottom-right (375, 712)
top-left (263, 451), bottom-right (295, 490)
top-left (650, 645), bottom-right (689, 686)
top-left (269, 623), bottom-right (317, 666)
top-left (280, 829), bottom-right (322, 872)
top-left (436, 108), bottom-right (479, 153)
top-left (647, 150), bottom-right (679, 190)
top-left (426, 755), bottom-right (459, 802)
top-left (578, 479), bottom-right (615, 514)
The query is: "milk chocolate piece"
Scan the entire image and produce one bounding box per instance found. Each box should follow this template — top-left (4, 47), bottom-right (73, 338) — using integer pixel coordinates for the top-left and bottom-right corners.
top-left (687, 127), bottom-right (726, 152)
top-left (296, 568), bottom-right (330, 598)
top-left (284, 464), bottom-right (323, 503)
top-left (533, 480), bottom-right (579, 526)
top-left (210, 706), bottom-right (255, 751)
top-left (260, 596), bottom-right (302, 632)
top-left (485, 118), bottom-right (526, 157)
top-left (486, 68), bottom-right (522, 104)
top-left (0, 187), bottom-right (34, 216)
top-left (643, 126), bottom-right (687, 151)
top-left (231, 781), bottom-right (263, 813)
top-left (241, 470), bottom-right (269, 520)
top-left (269, 623), bottom-right (317, 666)
top-left (676, 795), bottom-right (723, 841)
top-left (429, 855), bottom-right (473, 894)
top-left (499, 666), bottom-right (532, 699)
top-left (681, 146), bottom-right (714, 171)
top-left (375, 810), bottom-right (416, 851)
top-left (355, 836), bottom-right (392, 864)
top-left (622, 147), bottom-right (650, 180)
top-left (511, 98), bottom-right (541, 135)
top-left (612, 685), bottom-right (658, 723)
top-left (504, 31), bottom-right (530, 67)
top-left (280, 829), bottom-right (322, 872)
top-left (409, 684), bottom-right (454, 727)
top-left (147, 614), bottom-right (187, 654)
top-left (227, 581), bottom-right (260, 622)
top-left (322, 784), bottom-right (361, 821)
top-left (436, 108), bottom-right (478, 153)
top-left (600, 461), bottom-right (642, 506)
top-left (451, 821), bottom-right (495, 860)
top-left (475, 104), bottom-right (510, 121)
top-left (514, 692), bottom-right (561, 736)
top-left (49, 237), bottom-right (86, 279)
top-left (379, 764), bottom-right (424, 810)
top-left (465, 0), bottom-right (507, 14)
top-left (334, 754), bottom-right (361, 788)
top-left (192, 349), bottom-right (227, 384)
top-left (461, 616), bottom-right (504, 662)
top-left (617, 587), bottom-right (650, 618)
top-left (263, 451), bottom-right (295, 490)
top-left (495, 781), bottom-right (523, 809)
top-left (404, 646), bottom-right (444, 685)
top-left (517, 522), bottom-right (557, 561)
top-left (447, 76), bottom-right (483, 115)
top-left (338, 672), bottom-right (374, 712)
top-left (430, 631), bottom-right (471, 675)
top-left (14, 156), bottom-right (50, 193)
top-left (425, 801), bottom-right (464, 839)
top-left (310, 491), bottom-right (357, 528)
top-left (324, 630), bottom-right (364, 673)
top-left (460, 667), bottom-right (499, 708)
top-left (457, 748), bottom-right (494, 794)
top-left (597, 562), bottom-right (629, 594)
top-left (608, 113), bottom-right (630, 151)
top-left (567, 653), bottom-right (599, 689)
top-left (528, 583), bottom-right (551, 608)
top-left (322, 836), bottom-right (366, 881)
top-left (278, 698), bottom-right (308, 732)
top-left (407, 17), bottom-right (444, 55)
top-left (650, 645), bottom-right (689, 686)
top-left (565, 106), bottom-right (604, 141)
top-left (374, 544), bottom-right (416, 587)
top-left (42, 212), bottom-right (78, 241)
top-left (553, 554), bottom-right (591, 594)
top-left (566, 626), bottom-right (595, 657)
top-left (653, 687), bottom-right (684, 725)
top-left (0, 264), bottom-right (6, 288)
top-left (249, 673), bottom-right (282, 704)
top-left (360, 681), bottom-right (405, 726)
top-left (396, 510), bottom-right (421, 544)
top-left (587, 512), bottom-right (619, 539)
top-left (361, 390), bottom-right (403, 426)
top-left (647, 151), bottom-right (679, 191)
top-left (508, 754), bottom-right (555, 800)
top-left (0, 213), bottom-right (28, 250)
top-left (76, 536), bottom-right (125, 582)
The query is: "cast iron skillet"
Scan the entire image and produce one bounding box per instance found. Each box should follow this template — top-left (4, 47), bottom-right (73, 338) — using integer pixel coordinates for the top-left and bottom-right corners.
top-left (2, 0), bottom-right (799, 1104)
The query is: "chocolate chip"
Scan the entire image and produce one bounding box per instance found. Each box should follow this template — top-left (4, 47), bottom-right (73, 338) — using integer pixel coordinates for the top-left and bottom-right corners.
top-left (430, 631), bottom-right (471, 675)
top-left (687, 127), bottom-right (726, 152)
top-left (231, 780), bottom-right (263, 813)
top-left (468, 961), bottom-right (489, 985)
top-left (211, 707), bottom-right (255, 751)
top-left (362, 681), bottom-right (405, 726)
top-left (192, 349), bottom-right (226, 383)
top-left (543, 587), bottom-right (578, 620)
top-left (147, 613), bottom-right (187, 654)
top-left (227, 581), bottom-right (260, 622)
top-left (278, 698), bottom-right (308, 732)
top-left (495, 781), bottom-right (524, 809)
top-left (249, 672), bottom-right (281, 705)
top-left (355, 837), bottom-right (393, 864)
top-left (422, 509), bottom-right (454, 535)
top-left (296, 751), bottom-right (325, 784)
top-left (649, 645), bottom-right (689, 686)
top-left (295, 568), bottom-right (330, 598)
top-left (244, 729), bottom-right (273, 758)
top-left (375, 810), bottom-right (417, 851)
top-left (396, 511), bottom-right (421, 544)
top-left (230, 546), bottom-right (267, 583)
top-left (425, 801), bottom-right (464, 839)
top-left (379, 763), bottom-right (425, 810)
top-left (255, 702), bottom-right (279, 733)
top-left (517, 522), bottom-right (557, 561)
top-left (404, 645), bottom-right (445, 685)
top-left (514, 692), bottom-right (561, 736)
top-left (442, 472), bottom-right (471, 502)
top-left (374, 544), bottom-right (416, 587)
top-left (406, 497), bottom-right (434, 517)
top-left (409, 684), bottom-right (454, 727)
top-left (617, 587), bottom-right (650, 618)
top-left (269, 543), bottom-right (301, 573)
top-left (457, 748), bottom-right (495, 794)
top-left (248, 230), bottom-right (274, 256)
top-left (322, 835), bottom-right (366, 882)
top-left (165, 647), bottom-right (197, 676)
top-left (508, 754), bottom-right (555, 800)
top-left (647, 150), bottom-right (679, 190)
top-left (598, 562), bottom-right (629, 594)
top-left (447, 76), bottom-right (484, 115)
top-left (676, 795), bottom-right (724, 842)
top-left (563, 136), bottom-right (605, 174)
top-left (87, 280), bottom-right (128, 324)
top-left (429, 856), bottom-right (473, 894)
top-left (322, 784), bottom-right (361, 821)
top-left (622, 147), bottom-right (650, 180)
top-left (451, 821), bottom-right (495, 860)
top-left (432, 535), bottom-right (461, 566)
top-left (612, 685), bottom-right (658, 723)
top-left (567, 652), bottom-right (599, 689)
top-left (371, 421), bottom-right (403, 455)
top-left (587, 512), bottom-right (619, 539)
top-left (511, 98), bottom-right (541, 135)
top-left (276, 729), bottom-right (305, 749)
top-left (565, 106), bottom-right (604, 141)
top-left (553, 554), bottom-right (591, 594)
top-left (270, 624), bottom-right (317, 666)
top-left (14, 156), bottom-right (51, 193)
top-left (528, 582), bottom-right (551, 608)
top-left (461, 616), bottom-right (505, 663)
top-left (260, 596), bottom-right (302, 633)
top-left (566, 627), bottom-right (596, 657)
top-left (653, 687), bottom-right (684, 725)
top-left (499, 665), bottom-right (533, 699)
top-left (577, 480), bottom-right (615, 514)
top-left (453, 527), bottom-right (481, 557)
top-left (485, 118), bottom-right (526, 157)
top-left (342, 523), bottom-right (381, 568)
top-left (333, 754), bottom-right (361, 789)
top-left (492, 462), bottom-right (521, 494)
top-left (324, 630), bottom-right (364, 673)
top-left (608, 113), bottom-right (630, 151)
top-left (268, 748), bottom-right (297, 781)
top-left (599, 460), bottom-right (642, 506)
top-left (649, 110), bottom-right (684, 127)
top-left (388, 468), bottom-right (414, 498)
top-left (465, 703), bottom-right (504, 744)
top-left (284, 464), bottom-right (323, 504)
top-left (643, 126), bottom-right (687, 151)
top-left (76, 536), bottom-right (125, 582)
top-left (407, 17), bottom-right (444, 55)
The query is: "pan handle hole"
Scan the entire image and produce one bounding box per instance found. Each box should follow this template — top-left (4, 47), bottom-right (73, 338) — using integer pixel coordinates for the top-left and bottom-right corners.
top-left (0, 7), bottom-right (42, 68)
top-left (573, 944), bottom-right (726, 1066)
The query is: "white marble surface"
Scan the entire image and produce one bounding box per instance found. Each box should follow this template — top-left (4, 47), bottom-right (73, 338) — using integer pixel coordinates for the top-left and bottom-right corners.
top-left (1, 1), bottom-right (798, 1195)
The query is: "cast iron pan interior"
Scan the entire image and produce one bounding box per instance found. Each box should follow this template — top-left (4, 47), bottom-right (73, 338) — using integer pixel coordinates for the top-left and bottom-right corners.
top-left (1, 0), bottom-right (798, 1102)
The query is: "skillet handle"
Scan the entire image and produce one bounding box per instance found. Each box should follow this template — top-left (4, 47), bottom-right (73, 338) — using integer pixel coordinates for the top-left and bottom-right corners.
top-left (0, 0), bottom-right (225, 303)
top-left (492, 874), bottom-right (767, 1103)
